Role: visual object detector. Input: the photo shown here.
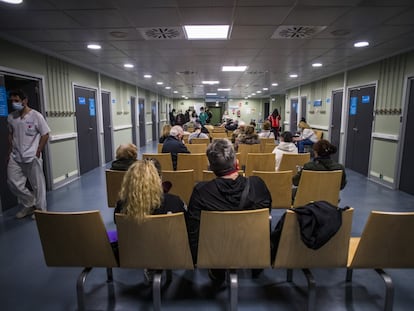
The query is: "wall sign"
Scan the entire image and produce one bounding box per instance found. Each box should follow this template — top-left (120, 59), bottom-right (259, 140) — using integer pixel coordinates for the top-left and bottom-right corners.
top-left (361, 95), bottom-right (370, 103)
top-left (0, 86), bottom-right (8, 116)
top-left (89, 98), bottom-right (95, 116)
top-left (313, 99), bottom-right (322, 107)
top-left (350, 97), bottom-right (358, 115)
top-left (78, 97), bottom-right (86, 105)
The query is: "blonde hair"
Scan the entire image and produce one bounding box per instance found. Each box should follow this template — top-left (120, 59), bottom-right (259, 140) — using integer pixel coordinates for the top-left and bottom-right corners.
top-left (262, 120), bottom-right (271, 130)
top-left (119, 160), bottom-right (163, 222)
top-left (115, 143), bottom-right (137, 160)
top-left (298, 121), bottom-right (310, 129)
top-left (162, 124), bottom-right (171, 137)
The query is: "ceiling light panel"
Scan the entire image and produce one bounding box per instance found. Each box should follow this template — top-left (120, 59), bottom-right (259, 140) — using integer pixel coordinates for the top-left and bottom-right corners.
top-left (222, 65), bottom-right (247, 72)
top-left (184, 25), bottom-right (229, 40)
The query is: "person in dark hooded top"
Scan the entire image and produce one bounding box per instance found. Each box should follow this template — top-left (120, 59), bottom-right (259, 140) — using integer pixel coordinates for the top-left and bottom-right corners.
top-left (185, 139), bottom-right (272, 273)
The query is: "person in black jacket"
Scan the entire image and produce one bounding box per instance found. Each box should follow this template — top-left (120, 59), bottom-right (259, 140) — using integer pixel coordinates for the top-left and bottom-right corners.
top-left (185, 139), bottom-right (271, 281)
top-left (161, 125), bottom-right (190, 170)
top-left (110, 143), bottom-right (137, 171)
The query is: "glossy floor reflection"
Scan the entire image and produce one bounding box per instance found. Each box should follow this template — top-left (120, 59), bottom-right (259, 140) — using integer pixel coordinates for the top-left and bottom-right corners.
top-left (1, 141), bottom-right (414, 311)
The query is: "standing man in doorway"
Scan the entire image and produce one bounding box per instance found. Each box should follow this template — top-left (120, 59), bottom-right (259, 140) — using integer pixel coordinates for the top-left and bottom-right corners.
top-left (7, 89), bottom-right (50, 219)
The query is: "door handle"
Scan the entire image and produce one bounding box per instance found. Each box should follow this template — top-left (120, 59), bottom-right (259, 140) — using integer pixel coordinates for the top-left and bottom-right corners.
top-left (353, 127), bottom-right (358, 132)
top-left (88, 127), bottom-right (93, 131)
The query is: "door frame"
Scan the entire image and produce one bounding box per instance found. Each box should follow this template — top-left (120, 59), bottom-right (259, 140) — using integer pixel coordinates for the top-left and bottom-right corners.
top-left (101, 90), bottom-right (114, 163)
top-left (72, 83), bottom-right (101, 176)
top-left (329, 88), bottom-right (344, 163)
top-left (343, 81), bottom-right (377, 178)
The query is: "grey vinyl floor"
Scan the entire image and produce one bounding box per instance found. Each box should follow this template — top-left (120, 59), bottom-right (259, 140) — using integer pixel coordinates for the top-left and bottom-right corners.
top-left (1, 141), bottom-right (414, 311)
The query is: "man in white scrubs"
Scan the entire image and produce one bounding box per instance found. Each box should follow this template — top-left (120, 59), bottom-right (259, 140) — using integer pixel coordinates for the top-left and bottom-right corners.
top-left (7, 89), bottom-right (50, 219)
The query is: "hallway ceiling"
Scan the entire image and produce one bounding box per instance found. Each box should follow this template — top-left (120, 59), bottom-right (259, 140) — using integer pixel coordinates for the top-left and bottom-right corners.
top-left (0, 0), bottom-right (414, 100)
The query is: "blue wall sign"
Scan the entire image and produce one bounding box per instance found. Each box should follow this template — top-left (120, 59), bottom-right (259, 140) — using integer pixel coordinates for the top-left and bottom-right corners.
top-left (89, 98), bottom-right (95, 116)
top-left (78, 97), bottom-right (86, 105)
top-left (350, 97), bottom-right (358, 115)
top-left (112, 98), bottom-right (116, 104)
top-left (313, 99), bottom-right (322, 107)
top-left (361, 95), bottom-right (370, 103)
top-left (0, 86), bottom-right (8, 116)
top-left (326, 98), bottom-right (330, 104)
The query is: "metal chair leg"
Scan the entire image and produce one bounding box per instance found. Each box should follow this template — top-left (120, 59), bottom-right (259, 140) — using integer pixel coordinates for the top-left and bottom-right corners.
top-left (152, 272), bottom-right (162, 311)
top-left (76, 267), bottom-right (92, 311)
top-left (229, 270), bottom-right (238, 311)
top-left (375, 269), bottom-right (394, 311)
top-left (106, 267), bottom-right (113, 282)
top-left (346, 268), bottom-right (353, 282)
top-left (287, 269), bottom-right (293, 282)
top-left (302, 269), bottom-right (316, 311)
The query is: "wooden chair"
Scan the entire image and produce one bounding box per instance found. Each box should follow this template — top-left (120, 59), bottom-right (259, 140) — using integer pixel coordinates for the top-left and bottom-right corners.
top-left (190, 137), bottom-right (210, 145)
top-left (182, 134), bottom-right (189, 144)
top-left (116, 212), bottom-right (193, 311)
top-left (313, 129), bottom-right (323, 140)
top-left (263, 143), bottom-right (277, 153)
top-left (346, 211), bottom-right (414, 311)
top-left (186, 143), bottom-right (207, 153)
top-left (237, 144), bottom-right (261, 169)
top-left (105, 169), bottom-right (126, 207)
top-left (293, 170), bottom-right (342, 208)
top-left (210, 132), bottom-right (228, 139)
top-left (162, 169), bottom-right (194, 205)
top-left (197, 209), bottom-right (271, 311)
top-left (278, 152), bottom-right (310, 173)
top-left (34, 210), bottom-right (118, 311)
top-left (226, 130), bottom-right (233, 138)
top-left (142, 153), bottom-right (173, 171)
top-left (259, 138), bottom-right (276, 152)
top-left (157, 143), bottom-right (163, 153)
top-left (273, 208), bottom-right (353, 311)
top-left (177, 153), bottom-right (209, 183)
top-left (244, 153), bottom-right (275, 177)
top-left (252, 170), bottom-right (293, 208)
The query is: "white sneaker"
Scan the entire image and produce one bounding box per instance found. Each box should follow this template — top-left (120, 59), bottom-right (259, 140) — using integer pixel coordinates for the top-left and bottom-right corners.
top-left (16, 206), bottom-right (36, 219)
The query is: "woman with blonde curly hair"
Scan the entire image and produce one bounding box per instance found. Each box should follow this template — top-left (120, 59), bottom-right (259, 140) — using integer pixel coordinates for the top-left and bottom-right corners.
top-left (116, 159), bottom-right (186, 222)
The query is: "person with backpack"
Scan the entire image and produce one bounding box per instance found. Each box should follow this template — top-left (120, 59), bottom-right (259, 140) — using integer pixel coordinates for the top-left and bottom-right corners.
top-left (268, 108), bottom-right (281, 139)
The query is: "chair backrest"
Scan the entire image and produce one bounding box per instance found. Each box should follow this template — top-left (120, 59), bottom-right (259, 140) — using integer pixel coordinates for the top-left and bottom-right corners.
top-left (186, 143), bottom-right (207, 153)
top-left (278, 153), bottom-right (310, 173)
top-left (116, 213), bottom-right (194, 269)
top-left (313, 130), bottom-right (323, 140)
top-left (35, 210), bottom-right (118, 267)
top-left (162, 170), bottom-right (194, 205)
top-left (273, 208), bottom-right (353, 268)
top-left (212, 127), bottom-right (226, 133)
top-left (176, 153), bottom-right (209, 183)
top-left (197, 208), bottom-right (271, 269)
top-left (252, 170), bottom-right (293, 208)
top-left (245, 153), bottom-right (276, 177)
top-left (105, 169), bottom-right (126, 207)
top-left (157, 143), bottom-right (163, 153)
top-left (259, 138), bottom-right (275, 152)
top-left (237, 144), bottom-right (261, 168)
top-left (190, 138), bottom-right (210, 145)
top-left (142, 153), bottom-right (173, 171)
top-left (182, 134), bottom-right (189, 144)
top-left (263, 143), bottom-right (277, 153)
top-left (348, 211), bottom-right (414, 268)
top-left (293, 170), bottom-right (342, 207)
top-left (210, 132), bottom-right (228, 139)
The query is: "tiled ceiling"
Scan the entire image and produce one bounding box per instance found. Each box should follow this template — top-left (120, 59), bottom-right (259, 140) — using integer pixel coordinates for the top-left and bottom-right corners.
top-left (0, 0), bottom-right (414, 99)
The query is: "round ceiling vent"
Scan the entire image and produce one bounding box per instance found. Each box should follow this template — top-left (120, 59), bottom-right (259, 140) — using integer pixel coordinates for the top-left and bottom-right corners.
top-left (139, 27), bottom-right (185, 40)
top-left (271, 25), bottom-right (327, 39)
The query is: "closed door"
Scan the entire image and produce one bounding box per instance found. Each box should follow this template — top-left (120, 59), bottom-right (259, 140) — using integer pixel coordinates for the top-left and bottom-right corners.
top-left (101, 92), bottom-right (113, 163)
top-left (290, 98), bottom-right (298, 132)
top-left (330, 91), bottom-right (343, 163)
top-left (399, 78), bottom-right (414, 195)
top-left (138, 98), bottom-right (146, 147)
top-left (130, 97), bottom-right (137, 146)
top-left (301, 96), bottom-right (307, 121)
top-left (345, 86), bottom-right (375, 176)
top-left (74, 86), bottom-right (99, 175)
top-left (207, 106), bottom-right (222, 125)
top-left (151, 101), bottom-right (157, 141)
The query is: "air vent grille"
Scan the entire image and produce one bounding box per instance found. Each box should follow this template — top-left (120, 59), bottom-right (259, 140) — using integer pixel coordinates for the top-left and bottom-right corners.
top-left (271, 25), bottom-right (327, 39)
top-left (139, 27), bottom-right (185, 40)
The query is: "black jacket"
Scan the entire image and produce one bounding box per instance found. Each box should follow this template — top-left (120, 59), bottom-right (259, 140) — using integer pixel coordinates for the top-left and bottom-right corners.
top-left (186, 175), bottom-right (272, 262)
top-left (161, 136), bottom-right (190, 170)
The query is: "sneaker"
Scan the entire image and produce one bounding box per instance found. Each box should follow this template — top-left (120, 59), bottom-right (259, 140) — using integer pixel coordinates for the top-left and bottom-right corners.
top-left (16, 206), bottom-right (36, 219)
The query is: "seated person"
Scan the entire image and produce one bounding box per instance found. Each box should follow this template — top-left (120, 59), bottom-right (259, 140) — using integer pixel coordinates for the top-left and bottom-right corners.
top-left (272, 131), bottom-right (298, 171)
top-left (161, 125), bottom-right (190, 170)
top-left (234, 124), bottom-right (260, 151)
top-left (224, 119), bottom-right (238, 131)
top-left (188, 123), bottom-right (209, 143)
top-left (186, 139), bottom-right (272, 281)
top-left (292, 139), bottom-right (347, 190)
top-left (159, 124), bottom-right (171, 143)
top-left (258, 120), bottom-right (275, 139)
top-left (293, 118), bottom-right (318, 153)
top-left (110, 143), bottom-right (137, 171)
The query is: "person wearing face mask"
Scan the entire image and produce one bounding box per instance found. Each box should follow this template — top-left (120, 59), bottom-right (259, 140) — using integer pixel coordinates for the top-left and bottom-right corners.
top-left (7, 89), bottom-right (50, 219)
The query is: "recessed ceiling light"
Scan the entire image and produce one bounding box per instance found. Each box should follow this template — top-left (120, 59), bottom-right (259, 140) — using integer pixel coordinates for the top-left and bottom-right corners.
top-left (312, 63), bottom-right (323, 67)
top-left (244, 97), bottom-right (248, 99)
top-left (144, 74), bottom-right (152, 78)
top-left (124, 63), bottom-right (134, 68)
top-left (87, 44), bottom-right (101, 50)
top-left (156, 82), bottom-right (163, 85)
top-left (184, 25), bottom-right (230, 40)
top-left (0, 0), bottom-right (23, 4)
top-left (262, 88), bottom-right (268, 91)
top-left (256, 90), bottom-right (262, 93)
top-left (184, 97), bottom-right (189, 99)
top-left (289, 74), bottom-right (298, 78)
top-left (173, 91), bottom-right (178, 94)
top-left (251, 93), bottom-right (256, 96)
top-left (222, 66), bottom-right (247, 72)
top-left (202, 81), bottom-right (219, 85)
top-left (354, 41), bottom-right (369, 48)
top-left (217, 88), bottom-right (231, 91)
top-left (181, 95), bottom-right (186, 98)
top-left (206, 93), bottom-right (217, 96)
top-left (272, 83), bottom-right (278, 86)
top-left (165, 86), bottom-right (171, 89)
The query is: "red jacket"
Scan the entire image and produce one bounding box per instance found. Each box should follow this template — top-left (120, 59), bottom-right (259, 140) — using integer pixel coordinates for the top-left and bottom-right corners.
top-left (268, 114), bottom-right (281, 128)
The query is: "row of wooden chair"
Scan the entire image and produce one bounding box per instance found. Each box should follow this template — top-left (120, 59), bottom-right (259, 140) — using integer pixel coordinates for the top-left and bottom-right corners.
top-left (35, 208), bottom-right (414, 311)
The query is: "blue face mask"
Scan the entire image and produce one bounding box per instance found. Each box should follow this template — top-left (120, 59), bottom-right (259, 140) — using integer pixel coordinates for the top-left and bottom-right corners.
top-left (12, 102), bottom-right (24, 111)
